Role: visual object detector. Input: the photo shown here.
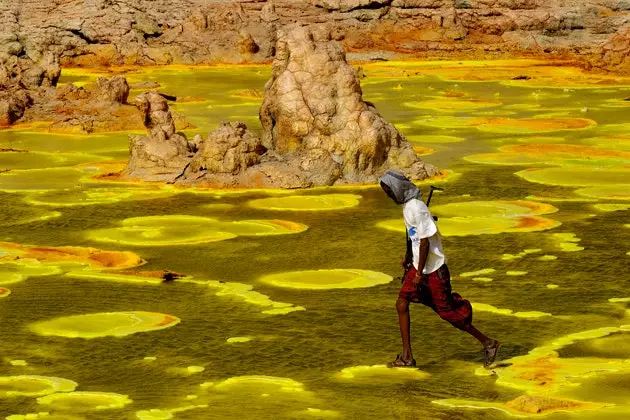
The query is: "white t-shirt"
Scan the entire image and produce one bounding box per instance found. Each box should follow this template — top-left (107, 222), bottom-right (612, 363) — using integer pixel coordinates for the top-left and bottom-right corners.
top-left (403, 199), bottom-right (446, 274)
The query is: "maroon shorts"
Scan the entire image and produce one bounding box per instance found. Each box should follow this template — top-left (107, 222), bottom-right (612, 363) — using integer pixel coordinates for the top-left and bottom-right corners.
top-left (399, 264), bottom-right (473, 331)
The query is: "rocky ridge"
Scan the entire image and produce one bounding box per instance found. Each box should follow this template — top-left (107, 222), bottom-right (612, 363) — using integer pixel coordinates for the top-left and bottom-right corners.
top-left (1, 1), bottom-right (629, 71)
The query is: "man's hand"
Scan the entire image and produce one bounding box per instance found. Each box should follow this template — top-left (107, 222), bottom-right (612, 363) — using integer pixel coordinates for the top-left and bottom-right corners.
top-left (413, 237), bottom-right (430, 286)
top-left (412, 270), bottom-right (426, 286)
top-left (401, 255), bottom-right (409, 270)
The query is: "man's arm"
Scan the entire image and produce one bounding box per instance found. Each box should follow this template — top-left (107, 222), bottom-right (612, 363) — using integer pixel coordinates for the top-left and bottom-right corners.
top-left (413, 237), bottom-right (430, 285)
top-left (404, 234), bottom-right (413, 268)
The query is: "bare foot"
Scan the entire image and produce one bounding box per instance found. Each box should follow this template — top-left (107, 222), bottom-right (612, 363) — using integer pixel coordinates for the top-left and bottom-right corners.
top-left (387, 354), bottom-right (417, 368)
top-left (483, 339), bottom-right (500, 368)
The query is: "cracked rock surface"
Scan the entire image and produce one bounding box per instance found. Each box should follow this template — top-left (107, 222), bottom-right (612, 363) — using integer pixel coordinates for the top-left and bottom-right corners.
top-left (1, 1), bottom-right (629, 68)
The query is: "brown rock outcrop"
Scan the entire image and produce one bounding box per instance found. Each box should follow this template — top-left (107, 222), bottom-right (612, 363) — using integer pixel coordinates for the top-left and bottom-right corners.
top-left (0, 89), bottom-right (30, 127)
top-left (0, 56), bottom-right (192, 134)
top-left (123, 25), bottom-right (436, 188)
top-left (595, 24), bottom-right (630, 72)
top-left (0, 52), bottom-right (59, 126)
top-left (25, 74), bottom-right (147, 134)
top-left (0, 52), bottom-right (60, 90)
top-left (43, 76), bottom-right (140, 134)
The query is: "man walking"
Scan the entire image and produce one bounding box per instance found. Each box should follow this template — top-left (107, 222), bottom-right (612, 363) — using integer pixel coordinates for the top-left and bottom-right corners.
top-left (379, 170), bottom-right (499, 368)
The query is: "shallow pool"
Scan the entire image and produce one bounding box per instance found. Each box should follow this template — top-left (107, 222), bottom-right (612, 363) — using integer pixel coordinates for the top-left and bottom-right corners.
top-left (1, 62), bottom-right (629, 420)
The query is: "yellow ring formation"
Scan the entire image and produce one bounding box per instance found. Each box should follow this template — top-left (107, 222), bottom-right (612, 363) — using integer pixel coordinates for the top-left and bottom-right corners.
top-left (404, 98), bottom-right (502, 112)
top-left (526, 194), bottom-right (597, 202)
top-left (406, 135), bottom-right (466, 144)
top-left (259, 269), bottom-right (392, 290)
top-left (36, 391), bottom-right (133, 410)
top-left (87, 215), bottom-right (308, 246)
top-left (377, 216), bottom-right (560, 237)
top-left (336, 365), bottom-right (430, 381)
top-left (430, 200), bottom-right (557, 218)
top-left (210, 375), bottom-right (305, 393)
top-left (248, 194), bottom-right (362, 211)
top-left (516, 167), bottom-right (630, 187)
top-left (0, 242), bottom-right (145, 270)
top-left (0, 262), bottom-right (62, 286)
top-left (25, 187), bottom-right (174, 207)
top-left (0, 167), bottom-right (84, 192)
top-left (464, 143), bottom-right (630, 166)
top-left (0, 375), bottom-right (77, 397)
top-left (30, 311), bottom-right (180, 338)
top-left (377, 200), bottom-right (560, 237)
top-left (415, 116), bottom-right (596, 133)
top-left (414, 115), bottom-right (479, 128)
top-left (575, 185), bottom-right (630, 200)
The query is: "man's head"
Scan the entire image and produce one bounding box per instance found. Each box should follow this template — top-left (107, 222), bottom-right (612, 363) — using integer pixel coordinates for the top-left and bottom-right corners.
top-left (379, 171), bottom-right (422, 205)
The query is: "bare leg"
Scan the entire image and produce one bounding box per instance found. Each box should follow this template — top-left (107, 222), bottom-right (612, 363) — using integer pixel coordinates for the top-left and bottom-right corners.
top-left (396, 297), bottom-right (413, 361)
top-left (465, 324), bottom-right (492, 346)
top-left (464, 324), bottom-right (499, 367)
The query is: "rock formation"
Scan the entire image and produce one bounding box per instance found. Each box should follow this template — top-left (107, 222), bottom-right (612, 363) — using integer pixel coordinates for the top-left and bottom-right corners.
top-left (41, 76), bottom-right (139, 134)
top-left (124, 91), bottom-right (198, 182)
top-left (594, 24), bottom-right (630, 72)
top-left (0, 53), bottom-right (60, 126)
top-left (187, 123), bottom-right (266, 176)
top-left (1, 1), bottom-right (630, 70)
top-left (124, 91), bottom-right (267, 185)
top-left (123, 25), bottom-right (437, 188)
top-left (259, 25), bottom-right (434, 184)
top-left (0, 53), bottom-right (192, 133)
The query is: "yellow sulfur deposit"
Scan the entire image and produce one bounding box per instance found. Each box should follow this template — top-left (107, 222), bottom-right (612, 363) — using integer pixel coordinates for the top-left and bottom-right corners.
top-left (336, 365), bottom-right (430, 381)
top-left (0, 375), bottom-right (77, 397)
top-left (259, 269), bottom-right (392, 290)
top-left (36, 391), bottom-right (133, 411)
top-left (472, 303), bottom-right (552, 319)
top-left (30, 311), bottom-right (180, 338)
top-left (248, 194), bottom-right (361, 211)
top-left (87, 215), bottom-right (307, 246)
